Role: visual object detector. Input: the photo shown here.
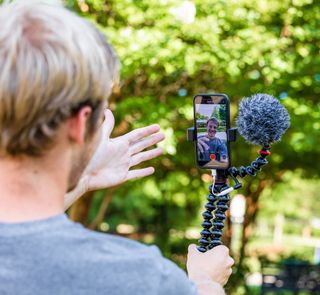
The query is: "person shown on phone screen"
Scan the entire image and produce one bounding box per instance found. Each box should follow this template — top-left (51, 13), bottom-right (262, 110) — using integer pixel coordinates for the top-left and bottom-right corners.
top-left (198, 118), bottom-right (228, 163)
top-left (0, 2), bottom-right (233, 295)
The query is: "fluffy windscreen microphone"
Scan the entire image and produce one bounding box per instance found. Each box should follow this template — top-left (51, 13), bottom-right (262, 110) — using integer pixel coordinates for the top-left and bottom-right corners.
top-left (236, 93), bottom-right (290, 146)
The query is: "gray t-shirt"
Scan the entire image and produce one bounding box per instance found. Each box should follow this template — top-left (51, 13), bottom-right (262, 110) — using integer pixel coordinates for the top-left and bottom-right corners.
top-left (0, 214), bottom-right (197, 295)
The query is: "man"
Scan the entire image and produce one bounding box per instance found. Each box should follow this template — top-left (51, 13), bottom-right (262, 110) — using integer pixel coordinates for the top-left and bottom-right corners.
top-left (0, 1), bottom-right (234, 295)
top-left (198, 118), bottom-right (228, 163)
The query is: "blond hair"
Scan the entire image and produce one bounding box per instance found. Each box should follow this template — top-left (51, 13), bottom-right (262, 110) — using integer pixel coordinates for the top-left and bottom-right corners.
top-left (0, 0), bottom-right (119, 156)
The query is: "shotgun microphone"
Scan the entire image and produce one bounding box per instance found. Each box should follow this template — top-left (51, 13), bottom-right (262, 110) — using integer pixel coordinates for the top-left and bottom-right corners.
top-left (236, 93), bottom-right (290, 146)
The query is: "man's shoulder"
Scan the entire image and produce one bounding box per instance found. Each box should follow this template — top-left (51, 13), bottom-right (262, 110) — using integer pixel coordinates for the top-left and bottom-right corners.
top-left (79, 225), bottom-right (160, 256)
top-left (50, 218), bottom-right (160, 258)
top-left (48, 220), bottom-right (173, 270)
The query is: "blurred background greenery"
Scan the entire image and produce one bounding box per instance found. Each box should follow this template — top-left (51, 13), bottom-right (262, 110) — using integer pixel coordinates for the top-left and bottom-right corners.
top-left (21, 0), bottom-right (320, 293)
top-left (65, 0), bottom-right (320, 294)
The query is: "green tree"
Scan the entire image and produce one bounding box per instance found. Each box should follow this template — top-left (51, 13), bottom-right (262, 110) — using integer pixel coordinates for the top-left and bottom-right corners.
top-left (65, 1), bottom-right (320, 292)
top-left (2, 0), bottom-right (319, 292)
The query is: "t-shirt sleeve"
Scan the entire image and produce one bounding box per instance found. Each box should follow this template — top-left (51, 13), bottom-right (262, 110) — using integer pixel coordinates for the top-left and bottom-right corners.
top-left (148, 246), bottom-right (198, 295)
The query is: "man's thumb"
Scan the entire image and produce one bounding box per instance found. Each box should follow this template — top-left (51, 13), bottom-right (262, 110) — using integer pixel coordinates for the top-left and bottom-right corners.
top-left (103, 109), bottom-right (115, 138)
top-left (188, 244), bottom-right (198, 254)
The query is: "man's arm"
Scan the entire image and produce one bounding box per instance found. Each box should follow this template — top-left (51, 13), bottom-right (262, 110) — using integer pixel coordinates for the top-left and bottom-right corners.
top-left (64, 176), bottom-right (89, 209)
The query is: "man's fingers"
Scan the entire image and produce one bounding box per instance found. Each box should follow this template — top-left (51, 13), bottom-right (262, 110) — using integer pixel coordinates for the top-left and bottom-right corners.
top-left (127, 167), bottom-right (155, 181)
top-left (198, 141), bottom-right (209, 151)
top-left (130, 147), bottom-right (163, 167)
top-left (198, 137), bottom-right (209, 142)
top-left (129, 132), bottom-right (165, 155)
top-left (223, 268), bottom-right (233, 285)
top-left (198, 143), bottom-right (203, 152)
top-left (124, 124), bottom-right (161, 144)
top-left (227, 257), bottom-right (235, 267)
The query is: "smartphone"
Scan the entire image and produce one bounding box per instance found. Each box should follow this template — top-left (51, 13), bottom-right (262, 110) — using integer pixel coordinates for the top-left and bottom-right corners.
top-left (193, 93), bottom-right (231, 170)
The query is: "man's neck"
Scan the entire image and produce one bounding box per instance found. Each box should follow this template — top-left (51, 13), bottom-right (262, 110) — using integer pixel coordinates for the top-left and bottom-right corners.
top-left (0, 153), bottom-right (69, 223)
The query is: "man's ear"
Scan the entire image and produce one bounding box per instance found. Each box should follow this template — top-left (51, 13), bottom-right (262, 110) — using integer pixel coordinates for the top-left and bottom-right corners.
top-left (67, 106), bottom-right (92, 145)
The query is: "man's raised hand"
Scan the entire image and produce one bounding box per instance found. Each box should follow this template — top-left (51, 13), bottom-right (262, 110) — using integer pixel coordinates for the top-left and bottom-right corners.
top-left (197, 137), bottom-right (209, 152)
top-left (64, 109), bottom-right (164, 209)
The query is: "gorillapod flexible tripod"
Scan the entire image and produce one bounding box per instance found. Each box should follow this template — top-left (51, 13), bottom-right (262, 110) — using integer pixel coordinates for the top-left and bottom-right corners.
top-left (198, 145), bottom-right (271, 252)
top-left (187, 127), bottom-right (271, 252)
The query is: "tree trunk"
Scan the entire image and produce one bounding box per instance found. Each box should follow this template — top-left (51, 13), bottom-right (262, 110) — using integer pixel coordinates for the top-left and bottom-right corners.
top-left (237, 179), bottom-right (268, 269)
top-left (223, 210), bottom-right (232, 251)
top-left (88, 188), bottom-right (117, 230)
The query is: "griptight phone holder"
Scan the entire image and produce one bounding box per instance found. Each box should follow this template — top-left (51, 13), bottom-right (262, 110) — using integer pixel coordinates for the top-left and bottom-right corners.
top-left (187, 94), bottom-right (290, 253)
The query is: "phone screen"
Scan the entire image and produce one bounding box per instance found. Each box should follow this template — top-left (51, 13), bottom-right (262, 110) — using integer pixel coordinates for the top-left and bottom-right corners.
top-left (194, 94), bottom-right (230, 169)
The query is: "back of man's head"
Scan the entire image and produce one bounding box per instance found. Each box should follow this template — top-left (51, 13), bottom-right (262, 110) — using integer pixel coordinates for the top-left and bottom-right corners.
top-left (0, 0), bottom-right (119, 157)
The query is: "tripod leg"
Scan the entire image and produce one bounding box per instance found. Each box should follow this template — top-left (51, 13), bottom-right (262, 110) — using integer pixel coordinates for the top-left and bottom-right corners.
top-left (209, 183), bottom-right (230, 249)
top-left (197, 185), bottom-right (218, 252)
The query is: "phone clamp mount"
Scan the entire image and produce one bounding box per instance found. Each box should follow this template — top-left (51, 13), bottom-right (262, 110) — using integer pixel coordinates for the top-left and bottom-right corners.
top-left (187, 127), bottom-right (271, 252)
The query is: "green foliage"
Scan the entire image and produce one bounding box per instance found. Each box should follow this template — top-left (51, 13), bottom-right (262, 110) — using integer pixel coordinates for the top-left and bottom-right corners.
top-left (1, 0), bottom-right (319, 292)
top-left (259, 171), bottom-right (320, 220)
